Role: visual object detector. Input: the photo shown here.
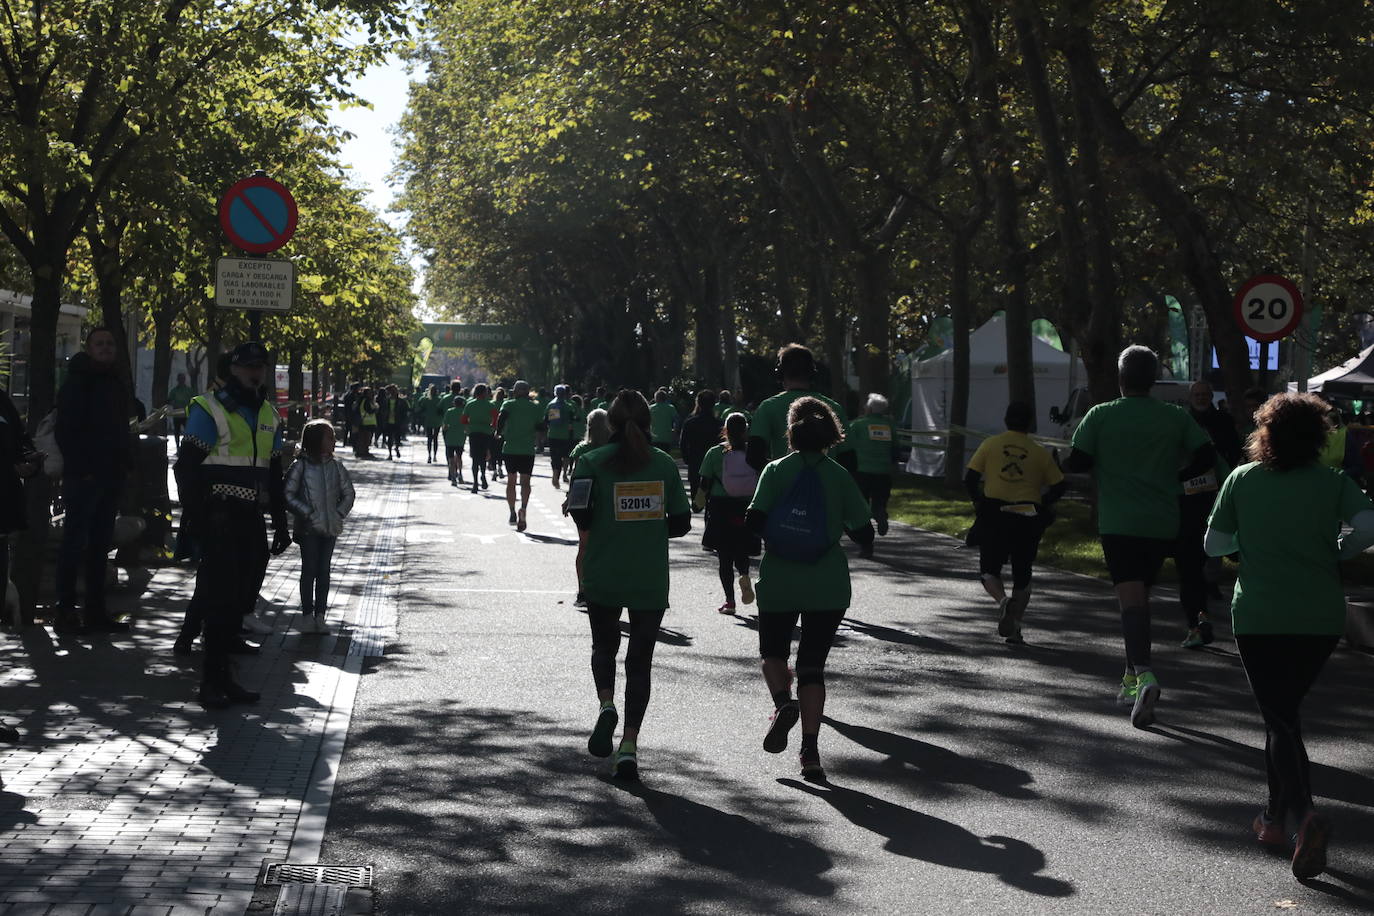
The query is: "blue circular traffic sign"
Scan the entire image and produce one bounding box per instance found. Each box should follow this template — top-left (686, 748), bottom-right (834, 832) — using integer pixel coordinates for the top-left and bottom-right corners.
top-left (219, 175), bottom-right (298, 254)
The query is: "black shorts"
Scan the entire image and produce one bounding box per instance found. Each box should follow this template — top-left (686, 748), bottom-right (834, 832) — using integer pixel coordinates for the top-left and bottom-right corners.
top-left (977, 506), bottom-right (1043, 589)
top-left (504, 454), bottom-right (535, 476)
top-left (548, 438), bottom-right (572, 462)
top-left (854, 471), bottom-right (892, 504)
top-left (1100, 534), bottom-right (1173, 586)
top-left (445, 443), bottom-right (464, 460)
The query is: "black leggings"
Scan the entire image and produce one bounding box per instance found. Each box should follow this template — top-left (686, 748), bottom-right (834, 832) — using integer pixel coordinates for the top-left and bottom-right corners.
top-left (468, 433), bottom-right (493, 479)
top-left (1236, 633), bottom-right (1339, 824)
top-left (1176, 494), bottom-right (1211, 627)
top-left (425, 426), bottom-right (440, 456)
top-left (718, 551), bottom-right (750, 601)
top-left (588, 604), bottom-right (665, 730)
top-left (758, 610), bottom-right (846, 686)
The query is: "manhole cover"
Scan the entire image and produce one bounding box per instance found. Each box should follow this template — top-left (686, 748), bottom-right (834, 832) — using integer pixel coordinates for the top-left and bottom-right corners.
top-left (263, 864), bottom-right (373, 888)
top-left (274, 883), bottom-right (349, 916)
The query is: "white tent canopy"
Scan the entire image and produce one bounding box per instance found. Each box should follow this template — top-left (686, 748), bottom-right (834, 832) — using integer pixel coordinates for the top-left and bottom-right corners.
top-left (906, 315), bottom-right (1084, 476)
top-left (1287, 343), bottom-right (1374, 398)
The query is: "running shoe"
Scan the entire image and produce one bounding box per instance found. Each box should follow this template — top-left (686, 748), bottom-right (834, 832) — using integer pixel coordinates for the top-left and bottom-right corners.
top-left (611, 749), bottom-right (639, 781)
top-left (1131, 671), bottom-right (1161, 728)
top-left (1116, 673), bottom-right (1139, 707)
top-left (480, 477), bottom-right (489, 490)
top-left (799, 747), bottom-right (825, 782)
top-left (1005, 630), bottom-right (1025, 645)
top-left (574, 592), bottom-right (587, 608)
top-left (509, 508), bottom-right (518, 525)
top-left (241, 613), bottom-right (273, 635)
top-left (1253, 811), bottom-right (1285, 848)
top-left (587, 706), bottom-right (618, 758)
top-left (1181, 627), bottom-right (1206, 649)
top-left (717, 600), bottom-right (736, 615)
top-left (517, 509), bottom-right (527, 532)
top-left (764, 701), bottom-right (799, 754)
top-left (471, 483), bottom-right (480, 494)
top-left (1291, 811), bottom-right (1331, 879)
top-left (996, 597), bottom-right (1016, 638)
top-left (738, 574), bottom-right (755, 605)
top-left (876, 514), bottom-right (889, 536)
top-left (1197, 613), bottom-right (1215, 645)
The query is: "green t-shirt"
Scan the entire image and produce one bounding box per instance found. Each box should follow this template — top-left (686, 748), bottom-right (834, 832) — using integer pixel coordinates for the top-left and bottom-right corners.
top-left (417, 394), bottom-right (445, 428)
top-left (698, 444), bottom-right (729, 498)
top-left (545, 398), bottom-right (575, 440)
top-left (498, 397), bottom-right (544, 456)
top-left (573, 444), bottom-right (691, 609)
top-left (748, 451), bottom-right (871, 613)
top-left (1070, 396), bottom-right (1210, 539)
top-left (590, 398), bottom-right (609, 413)
top-left (461, 398), bottom-right (497, 436)
top-left (570, 403), bottom-right (587, 440)
top-left (167, 384), bottom-right (195, 410)
top-left (752, 389), bottom-right (848, 462)
top-left (847, 414), bottom-right (898, 475)
top-left (650, 401), bottom-right (679, 444)
top-left (441, 406), bottom-right (467, 447)
top-left (1208, 462), bottom-right (1372, 635)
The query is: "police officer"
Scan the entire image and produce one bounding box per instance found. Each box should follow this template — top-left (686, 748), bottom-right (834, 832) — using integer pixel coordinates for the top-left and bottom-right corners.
top-left (174, 342), bottom-right (291, 708)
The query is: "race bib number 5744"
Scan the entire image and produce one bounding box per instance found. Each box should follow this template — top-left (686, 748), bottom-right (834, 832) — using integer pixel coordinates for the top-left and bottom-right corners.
top-left (614, 481), bottom-right (665, 521)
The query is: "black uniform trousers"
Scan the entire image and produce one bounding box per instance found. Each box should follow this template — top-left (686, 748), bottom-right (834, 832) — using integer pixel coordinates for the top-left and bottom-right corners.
top-left (196, 498), bottom-right (268, 667)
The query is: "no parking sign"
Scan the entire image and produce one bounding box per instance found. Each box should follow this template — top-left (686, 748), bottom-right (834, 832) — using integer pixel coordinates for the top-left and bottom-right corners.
top-left (1233, 274), bottom-right (1303, 343)
top-left (218, 175), bottom-right (297, 254)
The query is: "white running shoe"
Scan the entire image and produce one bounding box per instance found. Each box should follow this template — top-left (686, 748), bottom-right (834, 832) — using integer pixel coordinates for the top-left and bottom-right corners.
top-left (738, 574), bottom-right (755, 605)
top-left (241, 613), bottom-right (273, 635)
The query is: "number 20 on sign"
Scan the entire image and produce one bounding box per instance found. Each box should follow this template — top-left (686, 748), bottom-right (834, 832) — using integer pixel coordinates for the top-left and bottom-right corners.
top-left (1233, 274), bottom-right (1304, 343)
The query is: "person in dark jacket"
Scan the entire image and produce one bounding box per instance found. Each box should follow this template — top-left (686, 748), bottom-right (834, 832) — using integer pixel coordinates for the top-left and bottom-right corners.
top-left (679, 389), bottom-right (723, 508)
top-left (54, 327), bottom-right (132, 633)
top-left (0, 387), bottom-right (42, 626)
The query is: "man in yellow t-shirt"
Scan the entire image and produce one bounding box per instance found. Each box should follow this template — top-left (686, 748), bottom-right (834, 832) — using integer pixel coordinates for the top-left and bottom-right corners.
top-left (965, 401), bottom-right (1067, 643)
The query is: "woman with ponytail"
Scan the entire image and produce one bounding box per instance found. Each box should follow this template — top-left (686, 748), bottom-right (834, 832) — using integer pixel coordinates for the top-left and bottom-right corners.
top-left (568, 390), bottom-right (692, 780)
top-left (698, 411), bottom-right (762, 613)
top-left (746, 396), bottom-right (873, 781)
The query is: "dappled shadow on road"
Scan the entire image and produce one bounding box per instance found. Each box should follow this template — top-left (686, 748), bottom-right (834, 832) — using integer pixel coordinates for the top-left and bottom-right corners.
top-left (323, 705), bottom-right (838, 914)
top-left (779, 778), bottom-right (1073, 898)
top-left (823, 717), bottom-right (1038, 801)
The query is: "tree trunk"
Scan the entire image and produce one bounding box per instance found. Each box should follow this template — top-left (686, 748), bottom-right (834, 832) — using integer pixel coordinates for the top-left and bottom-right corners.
top-left (1062, 25), bottom-right (1250, 406)
top-left (311, 352), bottom-right (322, 419)
top-left (204, 305), bottom-right (223, 385)
top-left (966, 0), bottom-right (1037, 425)
top-left (945, 227), bottom-right (976, 486)
top-left (819, 265), bottom-right (847, 408)
top-left (84, 218), bottom-right (136, 393)
top-left (854, 248), bottom-right (892, 402)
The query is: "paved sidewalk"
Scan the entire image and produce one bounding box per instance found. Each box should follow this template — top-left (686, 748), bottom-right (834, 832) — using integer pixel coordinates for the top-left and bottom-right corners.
top-left (0, 457), bottom-right (409, 915)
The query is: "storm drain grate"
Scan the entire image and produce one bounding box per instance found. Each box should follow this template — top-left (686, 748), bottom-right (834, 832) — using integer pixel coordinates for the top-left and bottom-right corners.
top-left (263, 863), bottom-right (373, 888)
top-left (274, 883), bottom-right (349, 916)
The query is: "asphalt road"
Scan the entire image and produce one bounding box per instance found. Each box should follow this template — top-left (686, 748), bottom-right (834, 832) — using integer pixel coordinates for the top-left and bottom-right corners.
top-left (319, 451), bottom-right (1374, 915)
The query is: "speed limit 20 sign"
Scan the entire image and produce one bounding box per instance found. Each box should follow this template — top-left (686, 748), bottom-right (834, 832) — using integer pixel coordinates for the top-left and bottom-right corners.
top-left (1233, 274), bottom-right (1304, 342)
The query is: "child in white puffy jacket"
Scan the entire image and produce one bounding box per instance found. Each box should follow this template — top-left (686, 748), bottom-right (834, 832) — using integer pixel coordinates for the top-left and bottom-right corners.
top-left (285, 420), bottom-right (355, 634)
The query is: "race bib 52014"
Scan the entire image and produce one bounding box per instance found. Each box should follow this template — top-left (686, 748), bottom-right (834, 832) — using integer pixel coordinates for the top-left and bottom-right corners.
top-left (868, 424), bottom-right (892, 441)
top-left (614, 480), bottom-right (665, 521)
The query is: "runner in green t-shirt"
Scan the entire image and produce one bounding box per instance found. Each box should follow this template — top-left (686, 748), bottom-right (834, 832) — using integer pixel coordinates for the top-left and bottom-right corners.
top-left (747, 344), bottom-right (848, 470)
top-left (460, 385), bottom-right (498, 492)
top-left (441, 404), bottom-right (467, 485)
top-left (698, 412), bottom-right (761, 614)
top-left (1204, 392), bottom-right (1374, 875)
top-left (649, 389), bottom-right (679, 451)
top-left (1066, 346), bottom-right (1215, 728)
top-left (565, 395), bottom-right (587, 482)
top-left (497, 380), bottom-right (544, 530)
top-left (416, 384), bottom-right (445, 464)
top-left (569, 391), bottom-right (691, 780)
top-left (846, 393), bottom-right (900, 536)
top-left (167, 373), bottom-right (195, 446)
top-left (745, 396), bottom-right (873, 782)
top-left (544, 385), bottom-right (576, 490)
top-left (566, 406), bottom-right (613, 608)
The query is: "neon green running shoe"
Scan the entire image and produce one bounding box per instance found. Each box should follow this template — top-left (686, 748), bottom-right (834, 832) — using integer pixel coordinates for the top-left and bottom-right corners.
top-left (1117, 673), bottom-right (1139, 707)
top-left (1181, 627), bottom-right (1206, 649)
top-left (1131, 671), bottom-right (1161, 728)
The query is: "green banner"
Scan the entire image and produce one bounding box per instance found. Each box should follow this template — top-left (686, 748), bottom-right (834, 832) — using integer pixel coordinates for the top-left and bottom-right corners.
top-left (418, 324), bottom-right (529, 349)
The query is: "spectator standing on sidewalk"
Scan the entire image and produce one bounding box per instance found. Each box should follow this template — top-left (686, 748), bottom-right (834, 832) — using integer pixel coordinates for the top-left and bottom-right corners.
top-left (342, 382), bottom-right (361, 448)
top-left (0, 386), bottom-right (42, 626)
top-left (167, 373), bottom-right (195, 447)
top-left (174, 341), bottom-right (291, 708)
top-left (285, 420), bottom-right (355, 635)
top-left (1065, 346), bottom-right (1215, 729)
top-left (1205, 392), bottom-right (1374, 880)
top-left (54, 327), bottom-right (133, 634)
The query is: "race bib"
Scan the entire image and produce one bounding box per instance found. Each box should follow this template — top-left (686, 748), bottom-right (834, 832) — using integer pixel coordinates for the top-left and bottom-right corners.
top-left (1183, 471), bottom-right (1219, 496)
top-left (1000, 503), bottom-right (1038, 517)
top-left (868, 424), bottom-right (892, 442)
top-left (614, 481), bottom-right (665, 521)
top-left (547, 408), bottom-right (561, 421)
